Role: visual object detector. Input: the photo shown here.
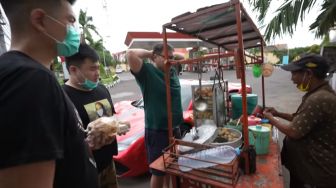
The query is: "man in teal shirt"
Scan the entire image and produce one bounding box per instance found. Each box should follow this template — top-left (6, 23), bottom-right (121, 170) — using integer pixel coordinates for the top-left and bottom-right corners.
top-left (126, 43), bottom-right (183, 188)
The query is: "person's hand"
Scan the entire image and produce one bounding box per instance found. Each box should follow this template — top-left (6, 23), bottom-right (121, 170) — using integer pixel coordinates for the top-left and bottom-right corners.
top-left (85, 117), bottom-right (118, 150)
top-left (117, 121), bottom-right (131, 136)
top-left (263, 107), bottom-right (278, 116)
top-left (150, 50), bottom-right (155, 61)
top-left (263, 110), bottom-right (274, 120)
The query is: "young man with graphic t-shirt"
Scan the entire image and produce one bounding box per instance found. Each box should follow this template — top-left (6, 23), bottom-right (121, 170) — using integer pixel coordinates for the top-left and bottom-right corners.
top-left (63, 43), bottom-right (119, 188)
top-left (0, 0), bottom-right (99, 188)
top-left (126, 44), bottom-right (184, 188)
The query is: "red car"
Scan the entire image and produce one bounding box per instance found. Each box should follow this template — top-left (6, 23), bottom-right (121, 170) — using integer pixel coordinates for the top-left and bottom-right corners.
top-left (113, 79), bottom-right (251, 178)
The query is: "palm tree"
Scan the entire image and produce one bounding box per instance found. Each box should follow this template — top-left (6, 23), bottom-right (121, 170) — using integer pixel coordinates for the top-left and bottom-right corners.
top-left (90, 39), bottom-right (104, 52)
top-left (78, 9), bottom-right (101, 44)
top-left (247, 0), bottom-right (336, 41)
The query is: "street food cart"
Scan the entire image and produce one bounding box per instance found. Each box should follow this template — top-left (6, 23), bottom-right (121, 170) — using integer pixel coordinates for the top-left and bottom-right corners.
top-left (150, 0), bottom-right (284, 187)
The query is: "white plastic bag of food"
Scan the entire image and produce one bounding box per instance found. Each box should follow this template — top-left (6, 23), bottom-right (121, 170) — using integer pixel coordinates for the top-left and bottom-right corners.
top-left (86, 117), bottom-right (130, 149)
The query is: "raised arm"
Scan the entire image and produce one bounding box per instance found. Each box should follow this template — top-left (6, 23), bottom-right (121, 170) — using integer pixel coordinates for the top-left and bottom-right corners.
top-left (0, 161), bottom-right (55, 188)
top-left (126, 49), bottom-right (153, 74)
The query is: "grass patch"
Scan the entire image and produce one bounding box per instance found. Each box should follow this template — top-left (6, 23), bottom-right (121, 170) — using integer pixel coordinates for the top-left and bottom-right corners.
top-left (101, 75), bottom-right (119, 85)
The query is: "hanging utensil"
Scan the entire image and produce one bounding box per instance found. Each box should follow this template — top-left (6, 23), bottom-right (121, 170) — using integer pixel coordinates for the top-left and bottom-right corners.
top-left (192, 62), bottom-right (208, 140)
top-left (194, 62), bottom-right (208, 112)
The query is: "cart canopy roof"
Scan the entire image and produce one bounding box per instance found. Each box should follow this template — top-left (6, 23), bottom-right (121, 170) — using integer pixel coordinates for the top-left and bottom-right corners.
top-left (163, 0), bottom-right (264, 50)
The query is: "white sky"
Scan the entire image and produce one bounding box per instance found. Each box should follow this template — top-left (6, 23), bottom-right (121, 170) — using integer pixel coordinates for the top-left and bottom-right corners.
top-left (73, 0), bottom-right (323, 53)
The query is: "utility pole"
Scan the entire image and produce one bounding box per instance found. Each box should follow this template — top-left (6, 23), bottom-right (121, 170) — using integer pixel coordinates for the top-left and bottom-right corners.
top-left (101, 0), bottom-right (111, 76)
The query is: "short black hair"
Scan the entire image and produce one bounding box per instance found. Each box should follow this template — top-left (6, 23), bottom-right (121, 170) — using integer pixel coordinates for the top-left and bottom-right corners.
top-left (65, 43), bottom-right (100, 70)
top-left (0, 0), bottom-right (76, 30)
top-left (152, 43), bottom-right (174, 55)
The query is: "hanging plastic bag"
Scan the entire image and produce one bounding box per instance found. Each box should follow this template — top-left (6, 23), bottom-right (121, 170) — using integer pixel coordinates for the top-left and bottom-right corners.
top-left (178, 145), bottom-right (237, 172)
top-left (252, 64), bottom-right (262, 78)
top-left (262, 63), bottom-right (274, 77)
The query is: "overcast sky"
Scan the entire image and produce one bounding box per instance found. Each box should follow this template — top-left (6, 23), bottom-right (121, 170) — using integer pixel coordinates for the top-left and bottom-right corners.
top-left (73, 0), bottom-right (323, 53)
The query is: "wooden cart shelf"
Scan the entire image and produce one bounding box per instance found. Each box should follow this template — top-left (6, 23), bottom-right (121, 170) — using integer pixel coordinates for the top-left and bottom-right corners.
top-left (150, 141), bottom-right (284, 188)
top-left (162, 139), bottom-right (239, 187)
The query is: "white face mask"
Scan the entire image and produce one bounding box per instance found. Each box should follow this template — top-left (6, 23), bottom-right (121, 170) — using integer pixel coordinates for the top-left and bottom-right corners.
top-left (97, 109), bottom-right (104, 117)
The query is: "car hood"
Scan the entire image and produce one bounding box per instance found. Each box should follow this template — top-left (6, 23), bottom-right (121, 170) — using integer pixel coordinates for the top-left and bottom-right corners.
top-left (114, 101), bottom-right (145, 145)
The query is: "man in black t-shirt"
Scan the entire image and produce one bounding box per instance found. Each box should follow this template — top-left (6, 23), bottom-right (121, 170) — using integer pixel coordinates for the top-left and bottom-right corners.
top-left (0, 0), bottom-right (99, 188)
top-left (63, 43), bottom-right (119, 188)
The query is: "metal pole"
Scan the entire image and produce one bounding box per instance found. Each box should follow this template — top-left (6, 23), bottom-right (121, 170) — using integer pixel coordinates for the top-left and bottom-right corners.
top-left (261, 40), bottom-right (265, 108)
top-left (162, 27), bottom-right (174, 146)
top-left (101, 38), bottom-right (107, 74)
top-left (235, 1), bottom-right (250, 174)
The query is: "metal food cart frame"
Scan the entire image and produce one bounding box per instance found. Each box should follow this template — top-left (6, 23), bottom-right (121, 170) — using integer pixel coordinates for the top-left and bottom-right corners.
top-left (161, 0), bottom-right (266, 186)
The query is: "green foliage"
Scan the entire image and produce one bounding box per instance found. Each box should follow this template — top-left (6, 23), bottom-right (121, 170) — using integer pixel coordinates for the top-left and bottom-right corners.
top-left (97, 50), bottom-right (117, 67)
top-left (100, 77), bottom-right (113, 85)
top-left (99, 63), bottom-right (108, 78)
top-left (78, 9), bottom-right (117, 78)
top-left (79, 9), bottom-right (101, 43)
top-left (271, 44), bottom-right (321, 63)
top-left (308, 44), bottom-right (321, 54)
top-left (321, 34), bottom-right (330, 47)
top-left (52, 59), bottom-right (63, 72)
top-left (191, 50), bottom-right (207, 58)
top-left (309, 0), bottom-right (336, 37)
top-left (57, 77), bottom-right (64, 85)
top-left (247, 0), bottom-right (336, 41)
top-left (271, 49), bottom-right (288, 64)
top-left (100, 74), bottom-right (120, 85)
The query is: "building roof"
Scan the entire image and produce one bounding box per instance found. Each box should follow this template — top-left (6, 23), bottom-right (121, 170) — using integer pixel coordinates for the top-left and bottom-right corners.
top-left (264, 44), bottom-right (288, 52)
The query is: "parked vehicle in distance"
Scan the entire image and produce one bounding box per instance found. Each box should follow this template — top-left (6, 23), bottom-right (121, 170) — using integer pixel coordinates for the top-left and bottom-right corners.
top-left (115, 64), bottom-right (124, 74)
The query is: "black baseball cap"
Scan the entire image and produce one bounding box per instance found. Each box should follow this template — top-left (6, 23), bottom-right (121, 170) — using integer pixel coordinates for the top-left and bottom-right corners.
top-left (281, 54), bottom-right (330, 73)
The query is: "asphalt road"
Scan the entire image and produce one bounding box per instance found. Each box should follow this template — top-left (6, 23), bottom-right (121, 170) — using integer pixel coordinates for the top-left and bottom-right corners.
top-left (110, 68), bottom-right (302, 188)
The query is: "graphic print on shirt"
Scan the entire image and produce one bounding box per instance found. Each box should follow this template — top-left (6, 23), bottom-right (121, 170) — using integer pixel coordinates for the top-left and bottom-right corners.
top-left (84, 99), bottom-right (112, 121)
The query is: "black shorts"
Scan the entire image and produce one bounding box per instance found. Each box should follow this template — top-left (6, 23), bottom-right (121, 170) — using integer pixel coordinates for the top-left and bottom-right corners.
top-left (145, 128), bottom-right (169, 176)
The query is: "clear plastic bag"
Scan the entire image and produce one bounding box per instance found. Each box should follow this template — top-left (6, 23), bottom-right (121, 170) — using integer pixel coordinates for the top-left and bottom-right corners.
top-left (178, 145), bottom-right (237, 172)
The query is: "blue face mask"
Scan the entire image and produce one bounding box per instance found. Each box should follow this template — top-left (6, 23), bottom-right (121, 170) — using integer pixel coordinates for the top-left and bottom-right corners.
top-left (44, 15), bottom-right (80, 57)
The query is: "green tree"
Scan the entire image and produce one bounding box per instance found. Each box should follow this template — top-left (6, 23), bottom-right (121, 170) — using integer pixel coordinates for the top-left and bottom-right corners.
top-left (247, 0), bottom-right (336, 41)
top-left (271, 44), bottom-right (321, 63)
top-left (78, 10), bottom-right (116, 77)
top-left (90, 39), bottom-right (116, 67)
top-left (90, 39), bottom-right (104, 51)
top-left (78, 9), bottom-right (101, 44)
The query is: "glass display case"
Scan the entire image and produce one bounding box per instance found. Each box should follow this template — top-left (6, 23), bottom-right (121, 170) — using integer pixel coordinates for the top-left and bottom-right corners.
top-left (192, 82), bottom-right (226, 127)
